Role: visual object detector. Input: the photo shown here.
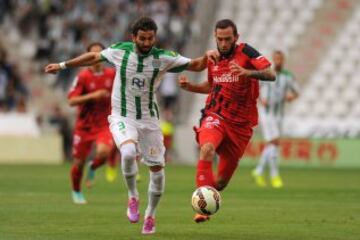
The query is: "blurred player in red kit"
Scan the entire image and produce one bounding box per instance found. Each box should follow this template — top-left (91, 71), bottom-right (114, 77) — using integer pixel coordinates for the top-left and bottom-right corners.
top-left (179, 19), bottom-right (276, 222)
top-left (67, 42), bottom-right (116, 204)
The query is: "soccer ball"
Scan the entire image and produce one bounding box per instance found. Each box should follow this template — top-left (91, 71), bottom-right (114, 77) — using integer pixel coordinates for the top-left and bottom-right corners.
top-left (191, 186), bottom-right (222, 215)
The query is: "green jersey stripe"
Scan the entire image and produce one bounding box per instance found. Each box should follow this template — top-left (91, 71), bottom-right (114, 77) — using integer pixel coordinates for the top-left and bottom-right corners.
top-left (154, 102), bottom-right (159, 119)
top-left (135, 96), bottom-right (142, 119)
top-left (149, 53), bottom-right (160, 117)
top-left (137, 56), bottom-right (144, 73)
top-left (120, 51), bottom-right (130, 116)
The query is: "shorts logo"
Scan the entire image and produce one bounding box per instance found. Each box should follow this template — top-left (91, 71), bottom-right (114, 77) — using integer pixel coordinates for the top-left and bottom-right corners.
top-left (118, 122), bottom-right (125, 131)
top-left (205, 116), bottom-right (220, 129)
top-left (149, 147), bottom-right (159, 157)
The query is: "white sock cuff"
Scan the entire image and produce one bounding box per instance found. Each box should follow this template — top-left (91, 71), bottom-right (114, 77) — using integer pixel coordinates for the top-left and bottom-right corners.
top-left (149, 169), bottom-right (165, 194)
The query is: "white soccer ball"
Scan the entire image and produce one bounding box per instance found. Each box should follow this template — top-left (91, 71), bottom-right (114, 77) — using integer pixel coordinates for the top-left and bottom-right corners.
top-left (191, 186), bottom-right (222, 215)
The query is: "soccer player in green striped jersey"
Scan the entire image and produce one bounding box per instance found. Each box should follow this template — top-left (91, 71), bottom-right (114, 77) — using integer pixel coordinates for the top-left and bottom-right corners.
top-left (252, 50), bottom-right (300, 188)
top-left (45, 17), bottom-right (217, 234)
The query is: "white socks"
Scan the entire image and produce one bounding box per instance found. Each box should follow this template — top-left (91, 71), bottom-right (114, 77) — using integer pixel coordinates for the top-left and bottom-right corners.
top-left (120, 143), bottom-right (139, 199)
top-left (255, 144), bottom-right (279, 177)
top-left (255, 145), bottom-right (271, 175)
top-left (268, 144), bottom-right (279, 178)
top-left (145, 169), bottom-right (165, 218)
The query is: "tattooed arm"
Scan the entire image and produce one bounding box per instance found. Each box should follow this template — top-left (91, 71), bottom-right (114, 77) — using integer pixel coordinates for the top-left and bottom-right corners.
top-left (229, 62), bottom-right (276, 81)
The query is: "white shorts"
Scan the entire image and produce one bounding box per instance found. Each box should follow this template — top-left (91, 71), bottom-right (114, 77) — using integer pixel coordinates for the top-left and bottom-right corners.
top-left (108, 115), bottom-right (165, 167)
top-left (259, 110), bottom-right (282, 142)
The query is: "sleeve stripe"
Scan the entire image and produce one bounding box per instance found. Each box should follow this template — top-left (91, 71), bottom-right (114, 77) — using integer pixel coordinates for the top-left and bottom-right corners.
top-left (100, 53), bottom-right (109, 62)
top-left (168, 62), bottom-right (189, 73)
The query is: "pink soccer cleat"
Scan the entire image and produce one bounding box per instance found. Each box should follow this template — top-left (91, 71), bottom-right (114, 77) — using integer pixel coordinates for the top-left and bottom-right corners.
top-left (142, 216), bottom-right (156, 234)
top-left (127, 197), bottom-right (140, 223)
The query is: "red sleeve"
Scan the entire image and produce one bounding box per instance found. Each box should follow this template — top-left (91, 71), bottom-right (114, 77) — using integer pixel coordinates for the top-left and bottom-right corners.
top-left (242, 43), bottom-right (271, 70)
top-left (67, 72), bottom-right (85, 99)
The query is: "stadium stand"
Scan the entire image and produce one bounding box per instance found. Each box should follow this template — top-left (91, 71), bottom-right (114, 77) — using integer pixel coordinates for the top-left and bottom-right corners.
top-left (286, 2), bottom-right (360, 138)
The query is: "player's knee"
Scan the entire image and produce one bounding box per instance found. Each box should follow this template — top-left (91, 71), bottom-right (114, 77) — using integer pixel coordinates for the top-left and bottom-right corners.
top-left (200, 143), bottom-right (215, 160)
top-left (120, 143), bottom-right (137, 162)
top-left (216, 178), bottom-right (228, 191)
top-left (96, 149), bottom-right (110, 160)
top-left (269, 138), bottom-right (280, 145)
top-left (150, 165), bottom-right (163, 172)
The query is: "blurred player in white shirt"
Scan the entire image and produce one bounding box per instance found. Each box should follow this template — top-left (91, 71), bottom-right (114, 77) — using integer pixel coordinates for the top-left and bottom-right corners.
top-left (253, 50), bottom-right (299, 188)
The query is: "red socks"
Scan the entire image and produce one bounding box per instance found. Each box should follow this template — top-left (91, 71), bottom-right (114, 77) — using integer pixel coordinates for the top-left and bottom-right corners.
top-left (70, 165), bottom-right (83, 192)
top-left (196, 160), bottom-right (215, 187)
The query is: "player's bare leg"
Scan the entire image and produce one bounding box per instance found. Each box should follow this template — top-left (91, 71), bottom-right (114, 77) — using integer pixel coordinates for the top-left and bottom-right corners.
top-left (71, 159), bottom-right (87, 204)
top-left (86, 143), bottom-right (111, 188)
top-left (142, 165), bottom-right (165, 234)
top-left (120, 140), bottom-right (140, 223)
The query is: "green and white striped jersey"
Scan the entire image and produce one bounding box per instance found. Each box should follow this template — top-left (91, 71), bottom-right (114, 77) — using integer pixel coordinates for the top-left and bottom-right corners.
top-left (101, 42), bottom-right (190, 120)
top-left (260, 69), bottom-right (299, 117)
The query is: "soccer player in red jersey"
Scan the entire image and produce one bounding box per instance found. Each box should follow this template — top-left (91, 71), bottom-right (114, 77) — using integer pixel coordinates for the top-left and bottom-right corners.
top-left (68, 42), bottom-right (116, 204)
top-left (179, 19), bottom-right (276, 222)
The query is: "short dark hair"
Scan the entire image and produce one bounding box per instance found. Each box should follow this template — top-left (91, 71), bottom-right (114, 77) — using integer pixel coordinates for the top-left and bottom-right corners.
top-left (132, 17), bottom-right (158, 35)
top-left (86, 42), bottom-right (105, 52)
top-left (215, 19), bottom-right (238, 36)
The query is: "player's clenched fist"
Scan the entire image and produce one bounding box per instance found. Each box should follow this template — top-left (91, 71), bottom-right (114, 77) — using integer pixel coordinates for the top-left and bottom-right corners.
top-left (44, 63), bottom-right (61, 74)
top-left (206, 50), bottom-right (220, 65)
top-left (178, 75), bottom-right (190, 90)
top-left (229, 61), bottom-right (250, 77)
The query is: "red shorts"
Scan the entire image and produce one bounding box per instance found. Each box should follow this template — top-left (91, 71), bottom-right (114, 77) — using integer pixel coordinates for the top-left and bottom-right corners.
top-left (195, 113), bottom-right (253, 182)
top-left (72, 127), bottom-right (114, 160)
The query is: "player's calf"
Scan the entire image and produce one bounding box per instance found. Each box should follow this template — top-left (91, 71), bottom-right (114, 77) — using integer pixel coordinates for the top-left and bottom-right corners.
top-left (199, 143), bottom-right (216, 161)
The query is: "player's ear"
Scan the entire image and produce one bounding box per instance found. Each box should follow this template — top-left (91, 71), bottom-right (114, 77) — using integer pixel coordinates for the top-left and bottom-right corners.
top-left (234, 34), bottom-right (239, 42)
top-left (131, 34), bottom-right (136, 42)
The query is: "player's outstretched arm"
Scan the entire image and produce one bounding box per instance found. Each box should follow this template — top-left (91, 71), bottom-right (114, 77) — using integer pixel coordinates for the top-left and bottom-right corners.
top-left (186, 50), bottom-right (220, 72)
top-left (44, 52), bottom-right (102, 74)
top-left (178, 75), bottom-right (211, 94)
top-left (229, 62), bottom-right (276, 81)
top-left (68, 89), bottom-right (110, 106)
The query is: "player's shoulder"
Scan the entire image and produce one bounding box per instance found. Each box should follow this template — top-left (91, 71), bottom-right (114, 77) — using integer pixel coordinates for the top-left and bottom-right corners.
top-left (239, 43), bottom-right (262, 58)
top-left (153, 48), bottom-right (180, 58)
top-left (109, 41), bottom-right (134, 52)
top-left (77, 68), bottom-right (91, 79)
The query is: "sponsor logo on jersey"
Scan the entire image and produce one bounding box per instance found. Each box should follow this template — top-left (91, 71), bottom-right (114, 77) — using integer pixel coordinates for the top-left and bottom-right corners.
top-left (132, 77), bottom-right (145, 89)
top-left (213, 73), bottom-right (240, 83)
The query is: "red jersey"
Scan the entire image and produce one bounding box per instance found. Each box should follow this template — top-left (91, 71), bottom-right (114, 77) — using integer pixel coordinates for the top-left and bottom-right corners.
top-left (204, 43), bottom-right (271, 126)
top-left (68, 67), bottom-right (115, 133)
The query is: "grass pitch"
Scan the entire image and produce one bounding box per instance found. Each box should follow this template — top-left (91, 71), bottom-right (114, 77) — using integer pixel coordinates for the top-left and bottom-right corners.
top-left (0, 164), bottom-right (359, 240)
